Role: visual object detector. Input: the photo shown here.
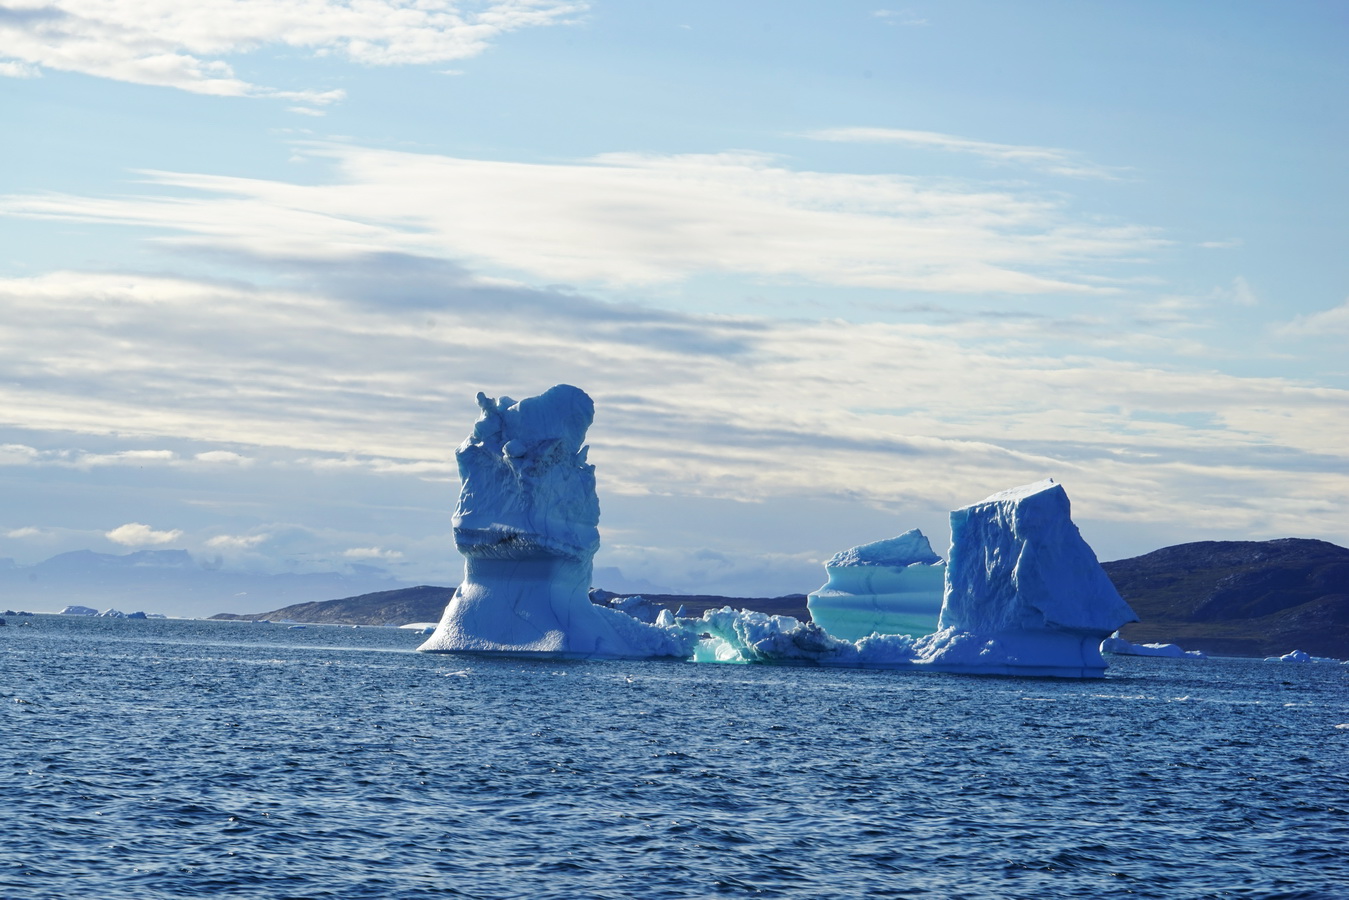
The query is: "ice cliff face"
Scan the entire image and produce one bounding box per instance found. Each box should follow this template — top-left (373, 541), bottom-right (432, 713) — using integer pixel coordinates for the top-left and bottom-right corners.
top-left (419, 385), bottom-right (689, 658)
top-left (806, 529), bottom-right (946, 640)
top-left (926, 479), bottom-right (1139, 676)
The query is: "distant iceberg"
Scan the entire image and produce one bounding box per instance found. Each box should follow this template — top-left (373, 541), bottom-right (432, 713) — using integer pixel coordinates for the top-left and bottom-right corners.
top-left (1265, 650), bottom-right (1313, 663)
top-left (419, 385), bottom-right (690, 659)
top-left (59, 605), bottom-right (98, 616)
top-left (807, 529), bottom-right (945, 641)
top-left (1101, 633), bottom-right (1207, 659)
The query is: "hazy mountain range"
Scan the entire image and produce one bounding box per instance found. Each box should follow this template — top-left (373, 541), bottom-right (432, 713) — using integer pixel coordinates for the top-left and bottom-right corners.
top-left (0, 550), bottom-right (671, 620)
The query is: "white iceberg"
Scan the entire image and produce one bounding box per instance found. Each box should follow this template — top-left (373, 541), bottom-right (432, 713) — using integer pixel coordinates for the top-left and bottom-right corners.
top-left (419, 385), bottom-right (690, 659)
top-left (1265, 649), bottom-right (1313, 663)
top-left (1101, 633), bottom-right (1207, 659)
top-left (806, 529), bottom-right (945, 640)
top-left (58, 605), bottom-right (98, 616)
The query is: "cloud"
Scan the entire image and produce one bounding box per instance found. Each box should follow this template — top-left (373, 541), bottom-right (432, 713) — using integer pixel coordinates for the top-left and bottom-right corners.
top-left (195, 450), bottom-right (253, 465)
top-left (106, 522), bottom-right (183, 546)
top-left (205, 533), bottom-right (268, 550)
top-left (0, 0), bottom-right (585, 100)
top-left (872, 9), bottom-right (928, 26)
top-left (6, 526), bottom-right (46, 538)
top-left (0, 59), bottom-right (39, 78)
top-left (1230, 275), bottom-right (1258, 307)
top-left (1, 264), bottom-right (1345, 576)
top-left (0, 143), bottom-right (1160, 294)
top-left (0, 259), bottom-right (1343, 592)
top-left (804, 127), bottom-right (1125, 180)
top-left (343, 546), bottom-right (404, 560)
top-left (1278, 296), bottom-right (1349, 337)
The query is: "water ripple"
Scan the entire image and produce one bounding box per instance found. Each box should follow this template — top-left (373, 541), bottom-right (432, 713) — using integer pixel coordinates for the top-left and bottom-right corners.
top-left (2, 616), bottom-right (1346, 899)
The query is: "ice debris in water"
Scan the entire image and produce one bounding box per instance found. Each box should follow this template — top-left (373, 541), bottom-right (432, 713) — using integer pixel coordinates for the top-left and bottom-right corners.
top-left (418, 385), bottom-right (693, 659)
top-left (807, 529), bottom-right (945, 641)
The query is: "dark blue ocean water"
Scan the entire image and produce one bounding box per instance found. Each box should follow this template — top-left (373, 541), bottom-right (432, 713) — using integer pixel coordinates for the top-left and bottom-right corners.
top-left (2, 615), bottom-right (1346, 900)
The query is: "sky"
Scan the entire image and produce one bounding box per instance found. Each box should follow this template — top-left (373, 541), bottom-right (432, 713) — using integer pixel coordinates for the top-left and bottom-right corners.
top-left (1, 0), bottom-right (1346, 605)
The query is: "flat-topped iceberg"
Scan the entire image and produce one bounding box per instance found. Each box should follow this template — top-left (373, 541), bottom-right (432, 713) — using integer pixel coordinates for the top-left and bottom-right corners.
top-left (419, 385), bottom-right (690, 659)
top-left (807, 529), bottom-right (945, 640)
top-left (922, 479), bottom-right (1138, 676)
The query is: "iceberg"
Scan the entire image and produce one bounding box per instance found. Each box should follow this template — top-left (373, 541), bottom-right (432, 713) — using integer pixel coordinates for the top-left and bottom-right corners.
top-left (925, 479), bottom-right (1139, 677)
top-left (685, 480), bottom-right (1137, 678)
top-left (806, 529), bottom-right (945, 640)
top-left (59, 605), bottom-right (98, 616)
top-left (421, 390), bottom-right (1133, 679)
top-left (419, 385), bottom-right (690, 659)
top-left (1101, 633), bottom-right (1207, 659)
top-left (1265, 649), bottom-right (1313, 663)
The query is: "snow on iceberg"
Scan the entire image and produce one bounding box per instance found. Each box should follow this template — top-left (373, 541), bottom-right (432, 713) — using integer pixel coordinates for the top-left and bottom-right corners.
top-left (58, 605), bottom-right (98, 616)
top-left (806, 529), bottom-right (945, 641)
top-left (418, 385), bottom-right (691, 659)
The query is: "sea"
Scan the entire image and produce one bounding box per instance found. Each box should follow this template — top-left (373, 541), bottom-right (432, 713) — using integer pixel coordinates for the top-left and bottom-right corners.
top-left (2, 614), bottom-right (1346, 900)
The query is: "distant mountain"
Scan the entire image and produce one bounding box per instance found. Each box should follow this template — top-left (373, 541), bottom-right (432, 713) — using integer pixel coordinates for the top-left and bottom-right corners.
top-left (210, 586), bottom-right (810, 627)
top-left (0, 549), bottom-right (413, 619)
top-left (1104, 538), bottom-right (1349, 659)
top-left (212, 585), bottom-right (455, 626)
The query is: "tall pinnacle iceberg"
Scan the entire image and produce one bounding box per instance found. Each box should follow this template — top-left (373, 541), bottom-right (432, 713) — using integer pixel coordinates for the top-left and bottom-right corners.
top-left (419, 385), bottom-right (683, 658)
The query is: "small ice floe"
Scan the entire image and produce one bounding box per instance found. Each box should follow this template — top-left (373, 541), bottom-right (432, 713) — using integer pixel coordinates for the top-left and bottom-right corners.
top-left (442, 669), bottom-right (471, 678)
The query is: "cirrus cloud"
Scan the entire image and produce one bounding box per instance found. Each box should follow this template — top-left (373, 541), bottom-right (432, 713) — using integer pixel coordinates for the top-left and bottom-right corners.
top-left (804, 127), bottom-right (1128, 180)
top-left (0, 143), bottom-right (1162, 294)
